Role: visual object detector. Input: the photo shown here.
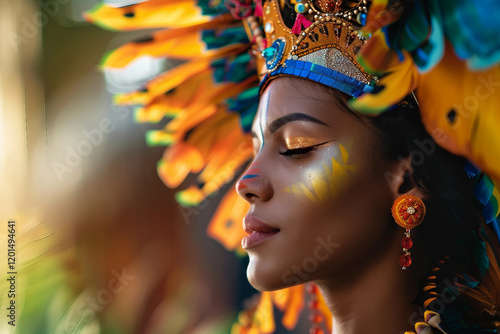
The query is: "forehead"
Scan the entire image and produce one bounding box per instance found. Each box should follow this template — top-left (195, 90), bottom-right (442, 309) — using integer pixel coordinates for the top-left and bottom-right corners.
top-left (253, 77), bottom-right (348, 132)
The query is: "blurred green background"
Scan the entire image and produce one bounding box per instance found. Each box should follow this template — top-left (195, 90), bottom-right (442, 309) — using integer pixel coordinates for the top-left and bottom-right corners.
top-left (0, 1), bottom-right (251, 333)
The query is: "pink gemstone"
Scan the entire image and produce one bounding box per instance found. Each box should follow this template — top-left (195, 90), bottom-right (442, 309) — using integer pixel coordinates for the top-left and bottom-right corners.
top-left (402, 236), bottom-right (413, 249)
top-left (399, 254), bottom-right (412, 268)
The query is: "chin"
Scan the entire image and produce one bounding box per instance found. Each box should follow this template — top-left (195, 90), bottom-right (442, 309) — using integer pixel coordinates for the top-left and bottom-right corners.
top-left (246, 255), bottom-right (299, 291)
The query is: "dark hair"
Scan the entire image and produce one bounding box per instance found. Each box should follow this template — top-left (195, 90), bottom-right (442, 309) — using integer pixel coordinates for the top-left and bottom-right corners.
top-left (367, 101), bottom-right (482, 258)
top-left (324, 85), bottom-right (484, 263)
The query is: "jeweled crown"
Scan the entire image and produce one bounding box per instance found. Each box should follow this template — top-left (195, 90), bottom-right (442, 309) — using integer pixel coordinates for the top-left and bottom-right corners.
top-left (244, 0), bottom-right (375, 97)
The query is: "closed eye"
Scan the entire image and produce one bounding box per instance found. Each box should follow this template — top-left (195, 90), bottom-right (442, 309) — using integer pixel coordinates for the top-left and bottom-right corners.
top-left (279, 140), bottom-right (334, 156)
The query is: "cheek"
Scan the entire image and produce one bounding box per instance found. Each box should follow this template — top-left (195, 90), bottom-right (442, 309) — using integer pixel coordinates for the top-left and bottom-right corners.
top-left (274, 144), bottom-right (362, 266)
top-left (276, 143), bottom-right (394, 275)
top-left (282, 143), bottom-right (358, 203)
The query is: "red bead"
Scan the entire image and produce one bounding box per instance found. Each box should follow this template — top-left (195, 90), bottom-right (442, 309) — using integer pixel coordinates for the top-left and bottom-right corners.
top-left (306, 284), bottom-right (318, 294)
top-left (309, 313), bottom-right (323, 323)
top-left (307, 300), bottom-right (319, 309)
top-left (399, 254), bottom-right (412, 268)
top-left (309, 328), bottom-right (324, 334)
top-left (408, 198), bottom-right (414, 203)
top-left (401, 236), bottom-right (413, 249)
top-left (399, 206), bottom-right (406, 213)
top-left (326, 2), bottom-right (336, 11)
top-left (402, 213), bottom-right (409, 219)
top-left (407, 217), bottom-right (413, 224)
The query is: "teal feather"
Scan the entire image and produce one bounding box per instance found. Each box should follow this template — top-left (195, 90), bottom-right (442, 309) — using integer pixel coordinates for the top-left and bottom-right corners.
top-left (411, 44), bottom-right (429, 70)
top-left (440, 2), bottom-right (480, 51)
top-left (227, 53), bottom-right (255, 82)
top-left (419, 10), bottom-right (444, 72)
top-left (472, 173), bottom-right (500, 224)
top-left (197, 0), bottom-right (230, 16)
top-left (399, 0), bottom-right (429, 53)
top-left (226, 87), bottom-right (258, 132)
top-left (202, 26), bottom-right (249, 50)
top-left (398, 1), bottom-right (444, 71)
top-left (440, 0), bottom-right (500, 69)
top-left (381, 0), bottom-right (500, 71)
top-left (212, 53), bottom-right (256, 83)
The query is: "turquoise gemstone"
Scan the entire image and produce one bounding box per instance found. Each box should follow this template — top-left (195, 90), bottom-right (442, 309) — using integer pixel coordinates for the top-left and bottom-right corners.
top-left (262, 47), bottom-right (276, 59)
top-left (357, 13), bottom-right (367, 26)
top-left (295, 3), bottom-right (306, 13)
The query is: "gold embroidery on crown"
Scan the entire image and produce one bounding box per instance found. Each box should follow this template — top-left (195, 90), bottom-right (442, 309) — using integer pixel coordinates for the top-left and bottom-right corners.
top-left (257, 0), bottom-right (373, 83)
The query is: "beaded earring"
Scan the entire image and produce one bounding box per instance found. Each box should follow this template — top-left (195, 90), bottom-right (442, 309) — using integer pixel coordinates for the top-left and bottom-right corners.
top-left (391, 194), bottom-right (426, 270)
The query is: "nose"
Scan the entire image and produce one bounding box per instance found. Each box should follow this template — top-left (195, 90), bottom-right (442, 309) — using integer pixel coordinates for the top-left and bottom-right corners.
top-left (235, 160), bottom-right (274, 203)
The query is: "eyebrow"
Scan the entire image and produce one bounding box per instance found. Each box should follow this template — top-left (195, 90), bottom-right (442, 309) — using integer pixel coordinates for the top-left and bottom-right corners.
top-left (269, 113), bottom-right (329, 134)
top-left (251, 113), bottom-right (330, 138)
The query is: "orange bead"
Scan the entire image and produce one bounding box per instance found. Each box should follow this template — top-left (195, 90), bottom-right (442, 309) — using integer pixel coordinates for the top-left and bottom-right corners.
top-left (307, 300), bottom-right (319, 309)
top-left (309, 328), bottom-right (324, 334)
top-left (308, 313), bottom-right (323, 323)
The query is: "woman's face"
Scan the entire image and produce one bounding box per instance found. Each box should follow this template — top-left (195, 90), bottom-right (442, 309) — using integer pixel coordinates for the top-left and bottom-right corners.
top-left (236, 77), bottom-right (399, 291)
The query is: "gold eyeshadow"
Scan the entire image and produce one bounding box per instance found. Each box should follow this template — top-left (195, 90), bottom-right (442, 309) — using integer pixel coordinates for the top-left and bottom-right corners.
top-left (285, 137), bottom-right (316, 149)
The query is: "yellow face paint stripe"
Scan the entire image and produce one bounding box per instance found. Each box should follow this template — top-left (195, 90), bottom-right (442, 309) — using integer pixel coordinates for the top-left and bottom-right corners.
top-left (283, 144), bottom-right (358, 202)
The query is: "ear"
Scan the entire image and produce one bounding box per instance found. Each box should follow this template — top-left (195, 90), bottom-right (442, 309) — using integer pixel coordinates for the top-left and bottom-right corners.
top-left (385, 157), bottom-right (428, 201)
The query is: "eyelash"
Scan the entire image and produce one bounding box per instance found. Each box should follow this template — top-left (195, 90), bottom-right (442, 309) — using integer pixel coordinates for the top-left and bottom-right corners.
top-left (279, 141), bottom-right (333, 156)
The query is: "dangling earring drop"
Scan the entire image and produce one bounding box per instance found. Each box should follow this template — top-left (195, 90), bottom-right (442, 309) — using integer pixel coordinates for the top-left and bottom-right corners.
top-left (391, 194), bottom-right (426, 270)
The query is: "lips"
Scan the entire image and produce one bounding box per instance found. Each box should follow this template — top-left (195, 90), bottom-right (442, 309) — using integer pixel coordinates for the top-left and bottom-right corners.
top-left (242, 215), bottom-right (280, 249)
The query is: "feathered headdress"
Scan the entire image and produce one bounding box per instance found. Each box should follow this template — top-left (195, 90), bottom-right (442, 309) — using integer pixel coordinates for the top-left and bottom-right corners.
top-left (85, 0), bottom-right (500, 332)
